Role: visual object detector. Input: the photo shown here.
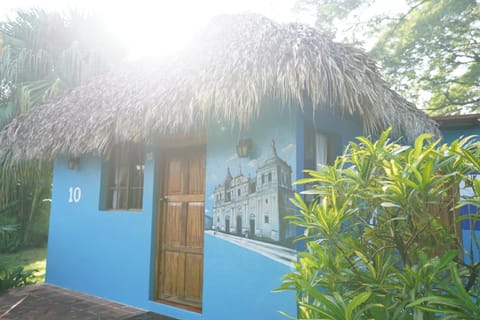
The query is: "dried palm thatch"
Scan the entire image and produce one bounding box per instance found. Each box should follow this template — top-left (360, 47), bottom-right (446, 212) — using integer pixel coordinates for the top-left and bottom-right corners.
top-left (0, 13), bottom-right (438, 160)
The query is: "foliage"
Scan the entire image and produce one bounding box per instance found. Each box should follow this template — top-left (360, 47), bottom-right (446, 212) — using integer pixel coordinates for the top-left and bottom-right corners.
top-left (372, 0), bottom-right (479, 115)
top-left (1, 247), bottom-right (47, 284)
top-left (294, 0), bottom-right (479, 114)
top-left (0, 160), bottom-right (51, 245)
top-left (0, 8), bottom-right (123, 116)
top-left (0, 224), bottom-right (20, 253)
top-left (294, 0), bottom-right (376, 43)
top-left (278, 130), bottom-right (480, 319)
top-left (0, 8), bottom-right (124, 246)
top-left (0, 264), bottom-right (37, 291)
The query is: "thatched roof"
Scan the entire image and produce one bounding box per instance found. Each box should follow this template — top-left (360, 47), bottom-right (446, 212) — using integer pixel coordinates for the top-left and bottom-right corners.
top-left (0, 13), bottom-right (438, 160)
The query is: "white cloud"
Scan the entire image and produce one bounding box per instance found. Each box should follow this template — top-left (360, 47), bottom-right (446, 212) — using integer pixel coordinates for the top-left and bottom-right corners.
top-left (280, 143), bottom-right (295, 155)
top-left (225, 152), bottom-right (238, 164)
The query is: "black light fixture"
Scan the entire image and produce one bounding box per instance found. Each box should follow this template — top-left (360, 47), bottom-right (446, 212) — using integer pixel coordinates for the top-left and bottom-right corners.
top-left (236, 138), bottom-right (252, 158)
top-left (67, 156), bottom-right (80, 170)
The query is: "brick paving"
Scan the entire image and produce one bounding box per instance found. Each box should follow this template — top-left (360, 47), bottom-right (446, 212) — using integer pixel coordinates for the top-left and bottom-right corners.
top-left (0, 284), bottom-right (176, 320)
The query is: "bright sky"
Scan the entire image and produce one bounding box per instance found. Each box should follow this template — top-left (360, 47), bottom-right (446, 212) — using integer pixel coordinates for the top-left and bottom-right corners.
top-left (0, 0), bottom-right (411, 60)
top-left (0, 0), bottom-right (299, 59)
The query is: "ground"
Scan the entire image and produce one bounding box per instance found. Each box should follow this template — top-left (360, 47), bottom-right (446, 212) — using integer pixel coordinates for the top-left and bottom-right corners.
top-left (1, 248), bottom-right (176, 319)
top-left (0, 284), bottom-right (176, 319)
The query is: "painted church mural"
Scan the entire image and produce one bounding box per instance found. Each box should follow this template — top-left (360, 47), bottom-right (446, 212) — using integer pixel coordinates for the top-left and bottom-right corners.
top-left (211, 140), bottom-right (295, 246)
top-left (204, 108), bottom-right (298, 264)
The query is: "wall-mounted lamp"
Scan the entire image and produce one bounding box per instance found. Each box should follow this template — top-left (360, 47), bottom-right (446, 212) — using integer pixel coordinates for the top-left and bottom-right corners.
top-left (67, 156), bottom-right (80, 170)
top-left (236, 138), bottom-right (253, 158)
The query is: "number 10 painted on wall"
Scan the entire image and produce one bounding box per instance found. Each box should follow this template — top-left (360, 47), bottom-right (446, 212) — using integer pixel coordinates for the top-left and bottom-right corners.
top-left (68, 187), bottom-right (81, 203)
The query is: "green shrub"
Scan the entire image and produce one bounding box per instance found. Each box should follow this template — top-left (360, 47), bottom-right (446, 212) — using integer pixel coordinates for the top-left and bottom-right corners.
top-left (278, 130), bottom-right (480, 319)
top-left (0, 265), bottom-right (37, 291)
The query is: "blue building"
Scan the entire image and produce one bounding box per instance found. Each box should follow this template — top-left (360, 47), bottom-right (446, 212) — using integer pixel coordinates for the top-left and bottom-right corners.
top-left (0, 14), bottom-right (437, 320)
top-left (434, 114), bottom-right (480, 264)
top-left (434, 114), bottom-right (480, 144)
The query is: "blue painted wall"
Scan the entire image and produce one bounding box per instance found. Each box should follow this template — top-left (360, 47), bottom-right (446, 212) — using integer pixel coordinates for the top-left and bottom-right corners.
top-left (46, 103), bottom-right (362, 319)
top-left (203, 234), bottom-right (295, 319)
top-left (203, 103), bottom-right (297, 319)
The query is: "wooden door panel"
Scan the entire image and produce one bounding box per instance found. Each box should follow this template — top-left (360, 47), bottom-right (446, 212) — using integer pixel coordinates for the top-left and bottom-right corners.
top-left (188, 154), bottom-right (205, 195)
top-left (186, 203), bottom-right (204, 249)
top-left (164, 203), bottom-right (183, 248)
top-left (184, 254), bottom-right (203, 301)
top-left (162, 251), bottom-right (185, 297)
top-left (166, 158), bottom-right (185, 195)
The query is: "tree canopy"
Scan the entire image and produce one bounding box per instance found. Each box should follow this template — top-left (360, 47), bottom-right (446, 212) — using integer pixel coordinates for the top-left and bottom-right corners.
top-left (295, 0), bottom-right (479, 114)
top-left (0, 8), bottom-right (124, 122)
top-left (0, 8), bottom-right (124, 247)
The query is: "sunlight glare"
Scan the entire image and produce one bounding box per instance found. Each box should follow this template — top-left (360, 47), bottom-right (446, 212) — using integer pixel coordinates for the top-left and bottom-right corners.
top-left (0, 0), bottom-right (298, 59)
top-left (103, 0), bottom-right (295, 59)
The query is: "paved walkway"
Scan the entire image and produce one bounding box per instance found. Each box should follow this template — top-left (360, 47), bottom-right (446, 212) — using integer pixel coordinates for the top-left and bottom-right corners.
top-left (0, 284), bottom-right (176, 320)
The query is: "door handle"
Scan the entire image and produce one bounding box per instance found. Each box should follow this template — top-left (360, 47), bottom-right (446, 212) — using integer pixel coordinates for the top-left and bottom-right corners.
top-left (159, 196), bottom-right (168, 202)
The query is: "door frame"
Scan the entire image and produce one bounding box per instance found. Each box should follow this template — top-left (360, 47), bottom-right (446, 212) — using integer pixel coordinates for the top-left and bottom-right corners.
top-left (153, 133), bottom-right (207, 312)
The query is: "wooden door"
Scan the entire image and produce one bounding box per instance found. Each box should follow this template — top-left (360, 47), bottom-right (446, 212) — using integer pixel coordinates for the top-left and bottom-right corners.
top-left (155, 146), bottom-right (205, 311)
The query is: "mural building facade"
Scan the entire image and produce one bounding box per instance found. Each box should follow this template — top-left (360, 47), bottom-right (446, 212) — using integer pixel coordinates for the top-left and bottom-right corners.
top-left (212, 141), bottom-right (295, 246)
